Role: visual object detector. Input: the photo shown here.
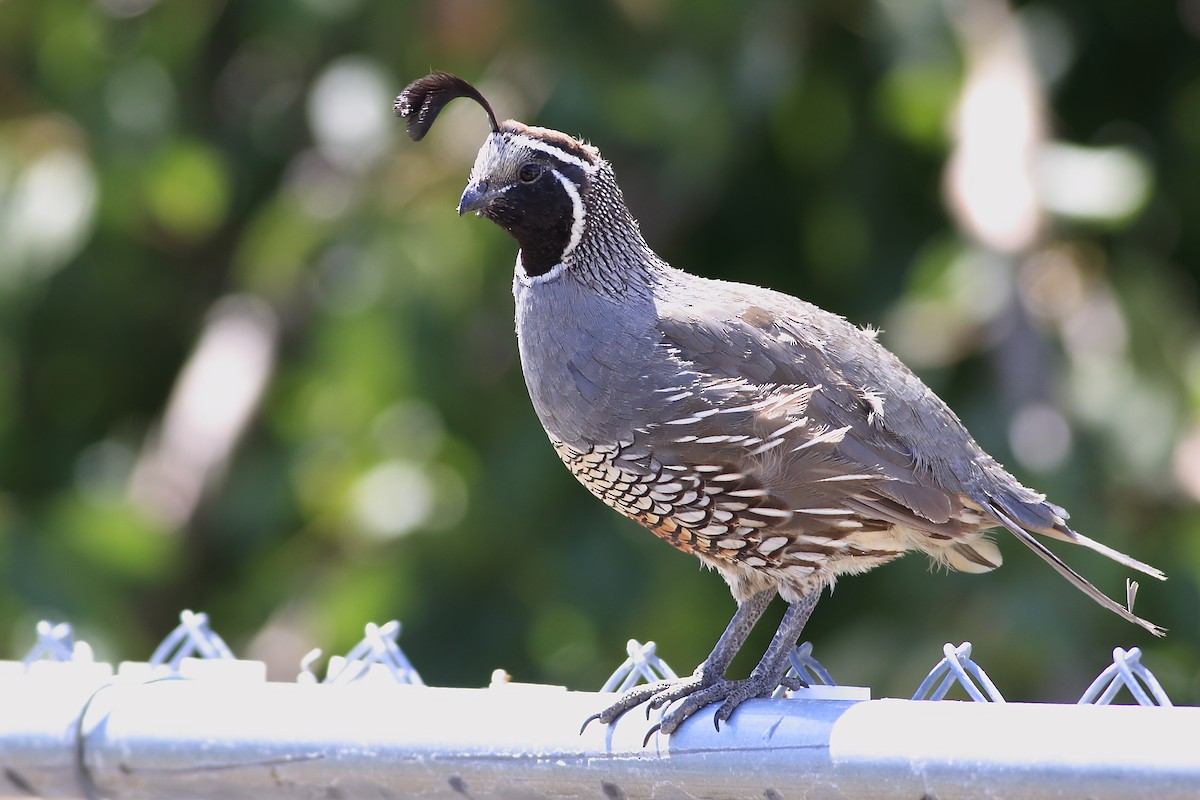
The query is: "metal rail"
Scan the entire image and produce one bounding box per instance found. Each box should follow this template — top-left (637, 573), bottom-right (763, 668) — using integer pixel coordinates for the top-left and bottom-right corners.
top-left (1, 613), bottom-right (1194, 800)
top-left (2, 674), bottom-right (1199, 800)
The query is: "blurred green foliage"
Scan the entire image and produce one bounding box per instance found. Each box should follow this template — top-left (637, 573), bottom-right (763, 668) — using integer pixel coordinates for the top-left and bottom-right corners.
top-left (1, 0), bottom-right (1198, 704)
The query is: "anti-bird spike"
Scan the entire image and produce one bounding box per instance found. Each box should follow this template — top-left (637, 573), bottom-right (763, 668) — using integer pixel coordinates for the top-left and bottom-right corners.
top-left (395, 70), bottom-right (1164, 740)
top-left (394, 72), bottom-right (499, 141)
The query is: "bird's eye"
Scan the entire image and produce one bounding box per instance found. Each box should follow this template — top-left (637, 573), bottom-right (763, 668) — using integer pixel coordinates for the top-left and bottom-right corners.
top-left (517, 162), bottom-right (542, 183)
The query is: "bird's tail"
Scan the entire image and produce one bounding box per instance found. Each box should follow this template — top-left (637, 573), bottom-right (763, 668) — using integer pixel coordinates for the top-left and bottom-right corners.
top-left (981, 499), bottom-right (1166, 637)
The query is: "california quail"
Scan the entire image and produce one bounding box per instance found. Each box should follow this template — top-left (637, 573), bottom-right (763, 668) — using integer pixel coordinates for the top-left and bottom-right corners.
top-left (395, 73), bottom-right (1165, 736)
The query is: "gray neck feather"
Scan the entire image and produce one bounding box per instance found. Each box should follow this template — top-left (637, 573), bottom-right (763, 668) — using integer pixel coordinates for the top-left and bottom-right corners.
top-left (566, 162), bottom-right (670, 300)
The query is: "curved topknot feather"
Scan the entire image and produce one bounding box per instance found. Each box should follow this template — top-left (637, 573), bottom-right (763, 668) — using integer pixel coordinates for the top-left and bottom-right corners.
top-left (394, 72), bottom-right (499, 142)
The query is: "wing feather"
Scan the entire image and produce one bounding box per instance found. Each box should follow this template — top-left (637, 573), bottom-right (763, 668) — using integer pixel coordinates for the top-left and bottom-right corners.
top-left (652, 278), bottom-right (1165, 623)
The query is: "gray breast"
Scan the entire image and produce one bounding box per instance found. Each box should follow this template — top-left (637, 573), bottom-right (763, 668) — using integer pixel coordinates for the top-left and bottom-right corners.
top-left (513, 268), bottom-right (662, 447)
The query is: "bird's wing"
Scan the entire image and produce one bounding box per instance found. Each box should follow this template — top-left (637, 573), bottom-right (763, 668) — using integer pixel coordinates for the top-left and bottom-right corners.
top-left (651, 293), bottom-right (1012, 578)
top-left (653, 280), bottom-right (1166, 631)
top-left (654, 287), bottom-right (974, 527)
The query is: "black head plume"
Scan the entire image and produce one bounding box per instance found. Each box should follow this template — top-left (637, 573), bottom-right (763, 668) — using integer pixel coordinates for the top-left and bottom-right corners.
top-left (394, 72), bottom-right (500, 142)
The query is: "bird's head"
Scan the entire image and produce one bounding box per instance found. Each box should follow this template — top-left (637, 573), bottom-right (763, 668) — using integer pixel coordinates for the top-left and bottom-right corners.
top-left (395, 73), bottom-right (605, 278)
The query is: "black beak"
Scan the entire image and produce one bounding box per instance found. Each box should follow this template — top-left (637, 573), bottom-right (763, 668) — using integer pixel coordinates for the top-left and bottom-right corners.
top-left (458, 181), bottom-right (491, 216)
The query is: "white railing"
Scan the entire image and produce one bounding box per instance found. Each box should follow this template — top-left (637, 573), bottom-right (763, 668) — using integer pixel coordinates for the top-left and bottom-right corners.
top-left (1, 612), bottom-right (1195, 800)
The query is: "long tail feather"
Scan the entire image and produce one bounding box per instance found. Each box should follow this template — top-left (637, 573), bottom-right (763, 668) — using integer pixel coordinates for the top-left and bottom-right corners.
top-left (985, 502), bottom-right (1166, 636)
top-left (1041, 524), bottom-right (1165, 581)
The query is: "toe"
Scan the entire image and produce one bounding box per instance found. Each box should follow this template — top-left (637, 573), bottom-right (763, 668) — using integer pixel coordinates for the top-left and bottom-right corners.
top-left (779, 675), bottom-right (807, 691)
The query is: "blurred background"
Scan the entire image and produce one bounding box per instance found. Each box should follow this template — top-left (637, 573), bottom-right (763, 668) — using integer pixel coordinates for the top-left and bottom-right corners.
top-left (1, 0), bottom-right (1198, 702)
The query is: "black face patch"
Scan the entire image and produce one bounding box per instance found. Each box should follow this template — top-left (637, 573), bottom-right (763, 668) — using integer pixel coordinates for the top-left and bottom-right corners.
top-left (483, 167), bottom-right (577, 276)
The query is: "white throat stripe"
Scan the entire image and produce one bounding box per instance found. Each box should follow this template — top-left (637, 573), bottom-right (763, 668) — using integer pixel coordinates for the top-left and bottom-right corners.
top-left (552, 168), bottom-right (586, 259)
top-left (516, 252), bottom-right (566, 285)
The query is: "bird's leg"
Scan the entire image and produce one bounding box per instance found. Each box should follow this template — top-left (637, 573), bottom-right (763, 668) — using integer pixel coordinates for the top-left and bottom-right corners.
top-left (642, 587), bottom-right (778, 712)
top-left (581, 589), bottom-right (775, 730)
top-left (654, 587), bottom-right (820, 736)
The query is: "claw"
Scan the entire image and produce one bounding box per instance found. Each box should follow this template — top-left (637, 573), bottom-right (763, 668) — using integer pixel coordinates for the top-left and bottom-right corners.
top-left (642, 722), bottom-right (662, 748)
top-left (580, 712), bottom-right (602, 735)
top-left (715, 699), bottom-right (736, 728)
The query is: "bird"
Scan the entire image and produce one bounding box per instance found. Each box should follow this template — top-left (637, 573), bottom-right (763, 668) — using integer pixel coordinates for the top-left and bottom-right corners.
top-left (394, 72), bottom-right (1165, 737)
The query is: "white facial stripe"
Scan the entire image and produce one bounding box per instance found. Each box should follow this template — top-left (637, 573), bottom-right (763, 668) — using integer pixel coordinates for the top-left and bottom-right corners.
top-left (551, 168), bottom-right (586, 258)
top-left (511, 133), bottom-right (599, 174)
